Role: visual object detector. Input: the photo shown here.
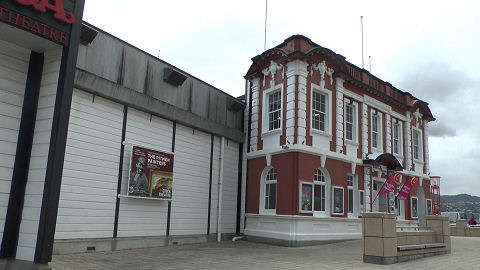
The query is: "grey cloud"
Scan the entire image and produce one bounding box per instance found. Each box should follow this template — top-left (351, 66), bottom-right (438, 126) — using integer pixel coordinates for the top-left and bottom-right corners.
top-left (428, 120), bottom-right (456, 138)
top-left (398, 61), bottom-right (474, 103)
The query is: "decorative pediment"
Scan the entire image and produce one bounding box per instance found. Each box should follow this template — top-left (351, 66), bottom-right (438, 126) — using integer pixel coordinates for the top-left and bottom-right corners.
top-left (310, 60), bottom-right (334, 89)
top-left (262, 60), bottom-right (284, 87)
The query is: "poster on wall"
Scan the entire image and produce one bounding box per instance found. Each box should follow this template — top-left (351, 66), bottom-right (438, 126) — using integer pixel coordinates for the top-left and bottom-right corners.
top-left (300, 183), bottom-right (313, 212)
top-left (333, 187), bottom-right (344, 215)
top-left (128, 145), bottom-right (174, 199)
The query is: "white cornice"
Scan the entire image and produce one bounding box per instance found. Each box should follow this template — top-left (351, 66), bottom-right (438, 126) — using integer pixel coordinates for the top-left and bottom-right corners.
top-left (246, 144), bottom-right (362, 165)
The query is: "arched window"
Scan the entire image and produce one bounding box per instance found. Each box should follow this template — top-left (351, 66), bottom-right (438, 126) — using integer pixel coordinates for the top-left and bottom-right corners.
top-left (313, 168), bottom-right (330, 215)
top-left (264, 167), bottom-right (277, 210)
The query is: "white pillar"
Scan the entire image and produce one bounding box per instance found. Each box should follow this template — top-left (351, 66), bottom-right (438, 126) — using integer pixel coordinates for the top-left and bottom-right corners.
top-left (335, 81), bottom-right (344, 153)
top-left (286, 60), bottom-right (308, 144)
top-left (250, 78), bottom-right (260, 152)
top-left (424, 120), bottom-right (430, 175)
top-left (362, 103), bottom-right (369, 158)
top-left (405, 112), bottom-right (412, 171)
top-left (386, 114), bottom-right (391, 153)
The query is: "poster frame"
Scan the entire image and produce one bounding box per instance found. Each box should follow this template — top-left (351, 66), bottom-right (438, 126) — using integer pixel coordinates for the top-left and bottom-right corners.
top-left (332, 186), bottom-right (344, 215)
top-left (299, 181), bottom-right (313, 213)
top-left (123, 142), bottom-right (174, 201)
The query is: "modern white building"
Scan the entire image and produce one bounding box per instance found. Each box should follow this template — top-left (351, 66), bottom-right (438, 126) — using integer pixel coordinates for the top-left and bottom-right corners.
top-left (0, 4), bottom-right (245, 268)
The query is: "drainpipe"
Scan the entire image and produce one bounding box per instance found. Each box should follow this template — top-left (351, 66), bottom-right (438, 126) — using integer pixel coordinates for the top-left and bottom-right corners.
top-left (217, 136), bottom-right (225, 242)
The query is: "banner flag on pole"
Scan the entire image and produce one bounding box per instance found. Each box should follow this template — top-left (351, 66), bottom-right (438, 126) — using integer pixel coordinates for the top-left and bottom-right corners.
top-left (379, 173), bottom-right (402, 195)
top-left (397, 177), bottom-right (419, 200)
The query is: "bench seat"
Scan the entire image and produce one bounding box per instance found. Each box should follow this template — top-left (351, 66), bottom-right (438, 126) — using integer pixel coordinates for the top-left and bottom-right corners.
top-left (397, 243), bottom-right (446, 251)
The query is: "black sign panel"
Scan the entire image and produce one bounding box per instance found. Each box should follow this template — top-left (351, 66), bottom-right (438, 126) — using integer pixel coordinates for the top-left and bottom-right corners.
top-left (0, 0), bottom-right (77, 45)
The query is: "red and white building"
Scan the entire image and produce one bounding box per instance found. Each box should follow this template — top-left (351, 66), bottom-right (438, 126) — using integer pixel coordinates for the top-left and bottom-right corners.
top-left (243, 35), bottom-right (438, 246)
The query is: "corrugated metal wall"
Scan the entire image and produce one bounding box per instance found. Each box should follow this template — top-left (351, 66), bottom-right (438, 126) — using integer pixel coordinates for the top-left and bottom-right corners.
top-left (16, 48), bottom-right (63, 261)
top-left (56, 89), bottom-right (242, 242)
top-left (55, 89), bottom-right (123, 239)
top-left (0, 39), bottom-right (30, 249)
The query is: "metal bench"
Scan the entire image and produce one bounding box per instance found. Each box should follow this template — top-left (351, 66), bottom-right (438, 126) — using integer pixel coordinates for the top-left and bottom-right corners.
top-left (397, 243), bottom-right (446, 251)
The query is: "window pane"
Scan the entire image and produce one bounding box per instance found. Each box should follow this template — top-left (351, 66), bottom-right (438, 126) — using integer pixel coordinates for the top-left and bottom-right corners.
top-left (314, 185), bottom-right (321, 211)
top-left (269, 183), bottom-right (277, 209)
top-left (393, 124), bottom-right (399, 154)
top-left (346, 123), bottom-right (352, 140)
top-left (348, 189), bottom-right (354, 213)
top-left (347, 176), bottom-right (354, 187)
top-left (413, 130), bottom-right (420, 159)
top-left (265, 184), bottom-right (270, 209)
top-left (268, 92), bottom-right (281, 131)
top-left (320, 112), bottom-right (325, 131)
top-left (372, 115), bottom-right (378, 148)
top-left (312, 92), bottom-right (327, 132)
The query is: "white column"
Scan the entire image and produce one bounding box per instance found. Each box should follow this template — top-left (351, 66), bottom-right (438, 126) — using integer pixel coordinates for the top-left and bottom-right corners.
top-left (364, 168), bottom-right (371, 212)
top-left (336, 90), bottom-right (344, 153)
top-left (362, 103), bottom-right (369, 158)
top-left (386, 114), bottom-right (392, 153)
top-left (286, 60), bottom-right (308, 144)
top-left (250, 78), bottom-right (260, 152)
top-left (424, 120), bottom-right (430, 175)
top-left (297, 75), bottom-right (307, 144)
top-left (405, 112), bottom-right (412, 171)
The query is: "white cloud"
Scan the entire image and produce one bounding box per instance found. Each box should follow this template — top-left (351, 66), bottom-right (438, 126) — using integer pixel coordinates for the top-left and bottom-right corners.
top-left (82, 0), bottom-right (480, 195)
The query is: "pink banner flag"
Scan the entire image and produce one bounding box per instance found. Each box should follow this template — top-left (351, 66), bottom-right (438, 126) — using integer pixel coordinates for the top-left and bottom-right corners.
top-left (397, 177), bottom-right (419, 200)
top-left (379, 173), bottom-right (402, 195)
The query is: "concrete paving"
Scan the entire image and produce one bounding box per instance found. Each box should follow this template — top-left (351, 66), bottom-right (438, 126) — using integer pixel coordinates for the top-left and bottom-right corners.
top-left (50, 236), bottom-right (480, 269)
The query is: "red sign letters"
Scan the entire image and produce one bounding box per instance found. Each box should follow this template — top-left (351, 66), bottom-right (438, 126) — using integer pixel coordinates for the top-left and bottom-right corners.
top-left (14, 0), bottom-right (75, 24)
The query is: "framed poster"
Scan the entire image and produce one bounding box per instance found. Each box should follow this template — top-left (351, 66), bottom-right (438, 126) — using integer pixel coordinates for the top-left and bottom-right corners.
top-left (128, 145), bottom-right (174, 199)
top-left (411, 197), bottom-right (418, 218)
top-left (426, 199), bottom-right (433, 216)
top-left (332, 186), bottom-right (344, 215)
top-left (299, 182), bottom-right (313, 213)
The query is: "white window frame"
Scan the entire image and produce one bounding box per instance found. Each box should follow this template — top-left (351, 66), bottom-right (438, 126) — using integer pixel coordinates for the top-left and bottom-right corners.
top-left (371, 110), bottom-right (383, 151)
top-left (313, 168), bottom-right (330, 216)
top-left (347, 175), bottom-right (355, 217)
top-left (393, 120), bottom-right (403, 156)
top-left (411, 196), bottom-right (418, 219)
top-left (332, 186), bottom-right (344, 216)
top-left (344, 100), bottom-right (358, 144)
top-left (310, 85), bottom-right (332, 137)
top-left (262, 86), bottom-right (283, 135)
top-left (260, 167), bottom-right (277, 214)
top-left (412, 128), bottom-right (423, 161)
top-left (359, 190), bottom-right (365, 216)
top-left (426, 199), bottom-right (433, 216)
top-left (299, 181), bottom-right (314, 213)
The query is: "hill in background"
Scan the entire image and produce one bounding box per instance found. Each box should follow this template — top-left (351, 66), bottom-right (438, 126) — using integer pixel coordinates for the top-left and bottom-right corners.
top-left (441, 194), bottom-right (480, 213)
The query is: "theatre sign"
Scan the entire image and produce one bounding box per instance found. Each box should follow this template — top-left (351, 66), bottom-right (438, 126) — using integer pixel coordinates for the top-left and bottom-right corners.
top-left (0, 0), bottom-right (76, 45)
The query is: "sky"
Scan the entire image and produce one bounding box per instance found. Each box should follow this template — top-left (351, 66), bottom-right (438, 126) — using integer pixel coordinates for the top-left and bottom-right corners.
top-left (83, 0), bottom-right (480, 196)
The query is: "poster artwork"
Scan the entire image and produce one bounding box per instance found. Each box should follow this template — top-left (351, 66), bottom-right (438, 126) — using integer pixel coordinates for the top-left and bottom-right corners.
top-left (128, 146), bottom-right (174, 199)
top-left (301, 184), bottom-right (313, 211)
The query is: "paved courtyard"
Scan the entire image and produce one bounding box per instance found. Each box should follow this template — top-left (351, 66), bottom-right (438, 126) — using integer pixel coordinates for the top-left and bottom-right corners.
top-left (50, 236), bottom-right (480, 269)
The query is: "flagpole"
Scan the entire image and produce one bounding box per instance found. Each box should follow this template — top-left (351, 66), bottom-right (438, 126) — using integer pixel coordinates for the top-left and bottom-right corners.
top-left (360, 16), bottom-right (364, 69)
top-left (264, 0), bottom-right (268, 51)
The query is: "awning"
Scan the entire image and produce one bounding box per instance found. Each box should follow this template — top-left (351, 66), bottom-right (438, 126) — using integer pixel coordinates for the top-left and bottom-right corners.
top-left (363, 153), bottom-right (403, 171)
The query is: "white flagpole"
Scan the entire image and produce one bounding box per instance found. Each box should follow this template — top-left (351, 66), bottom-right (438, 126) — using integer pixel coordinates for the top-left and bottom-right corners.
top-left (264, 0), bottom-right (268, 51)
top-left (361, 16), bottom-right (364, 69)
